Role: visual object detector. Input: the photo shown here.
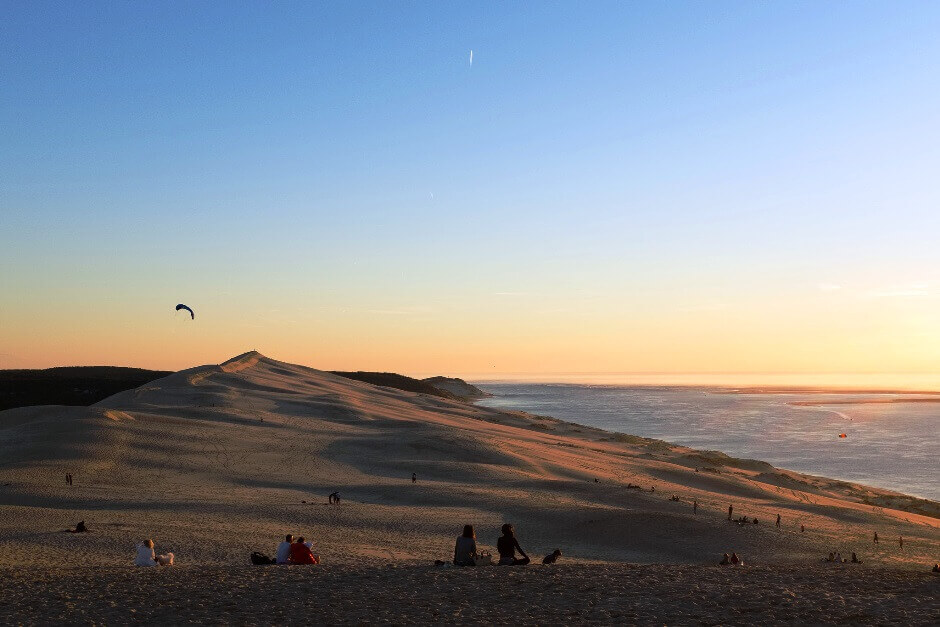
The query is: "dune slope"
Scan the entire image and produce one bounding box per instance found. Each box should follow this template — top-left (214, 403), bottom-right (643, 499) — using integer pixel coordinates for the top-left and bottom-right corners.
top-left (0, 351), bottom-right (937, 571)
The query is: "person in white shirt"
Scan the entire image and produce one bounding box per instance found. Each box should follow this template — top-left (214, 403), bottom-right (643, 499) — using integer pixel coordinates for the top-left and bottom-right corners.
top-left (135, 539), bottom-right (173, 566)
top-left (276, 534), bottom-right (294, 564)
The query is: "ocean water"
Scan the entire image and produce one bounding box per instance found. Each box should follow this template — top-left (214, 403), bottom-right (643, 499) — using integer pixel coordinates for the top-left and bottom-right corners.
top-left (475, 384), bottom-right (939, 501)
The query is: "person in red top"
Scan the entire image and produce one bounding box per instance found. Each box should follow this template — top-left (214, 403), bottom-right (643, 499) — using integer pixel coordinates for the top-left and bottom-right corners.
top-left (288, 537), bottom-right (319, 564)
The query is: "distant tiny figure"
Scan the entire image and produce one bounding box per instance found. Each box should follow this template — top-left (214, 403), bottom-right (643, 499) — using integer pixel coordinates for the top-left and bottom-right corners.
top-left (453, 525), bottom-right (477, 567)
top-left (496, 523), bottom-right (530, 566)
top-left (899, 536), bottom-right (903, 549)
top-left (873, 531), bottom-right (879, 544)
top-left (412, 473), bottom-right (417, 484)
top-left (826, 552), bottom-right (835, 562)
top-left (851, 552), bottom-right (861, 564)
top-left (650, 486), bottom-right (655, 493)
top-left (276, 534), bottom-right (293, 564)
top-left (801, 524), bottom-right (805, 533)
top-left (776, 514), bottom-right (781, 528)
top-left (64, 520), bottom-right (88, 533)
top-left (542, 549), bottom-right (562, 564)
top-left (594, 478), bottom-right (599, 483)
top-left (933, 563), bottom-right (940, 573)
top-left (288, 536), bottom-right (319, 564)
top-left (835, 552), bottom-right (843, 563)
top-left (728, 505), bottom-right (733, 521)
top-left (730, 552), bottom-right (741, 565)
top-left (693, 499), bottom-right (698, 514)
top-left (135, 539), bottom-right (173, 566)
top-left (719, 553), bottom-right (731, 565)
top-left (328, 491), bottom-right (341, 504)
top-left (753, 518), bottom-right (759, 525)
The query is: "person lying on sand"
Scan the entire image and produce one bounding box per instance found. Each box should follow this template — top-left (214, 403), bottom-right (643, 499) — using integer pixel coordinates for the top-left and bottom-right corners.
top-left (543, 549), bottom-right (562, 564)
top-left (276, 534), bottom-right (293, 564)
top-left (497, 523), bottom-right (530, 565)
top-left (63, 520), bottom-right (87, 533)
top-left (135, 539), bottom-right (173, 566)
top-left (454, 525), bottom-right (477, 566)
top-left (288, 537), bottom-right (319, 564)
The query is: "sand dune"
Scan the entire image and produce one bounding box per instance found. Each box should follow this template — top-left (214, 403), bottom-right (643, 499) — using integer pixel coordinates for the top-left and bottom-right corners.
top-left (1, 351), bottom-right (937, 622)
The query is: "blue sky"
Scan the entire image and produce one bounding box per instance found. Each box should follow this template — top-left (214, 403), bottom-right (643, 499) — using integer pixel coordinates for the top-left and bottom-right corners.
top-left (1, 2), bottom-right (939, 375)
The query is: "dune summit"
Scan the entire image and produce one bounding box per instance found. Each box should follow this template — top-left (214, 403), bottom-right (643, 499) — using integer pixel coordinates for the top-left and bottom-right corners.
top-left (1, 351), bottom-right (938, 623)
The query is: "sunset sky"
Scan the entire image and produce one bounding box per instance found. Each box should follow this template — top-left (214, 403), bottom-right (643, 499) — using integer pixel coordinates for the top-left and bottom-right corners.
top-left (2, 2), bottom-right (939, 379)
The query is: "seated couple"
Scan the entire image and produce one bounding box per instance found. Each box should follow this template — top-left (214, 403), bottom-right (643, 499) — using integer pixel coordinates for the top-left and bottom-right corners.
top-left (454, 523), bottom-right (551, 566)
top-left (276, 534), bottom-right (320, 565)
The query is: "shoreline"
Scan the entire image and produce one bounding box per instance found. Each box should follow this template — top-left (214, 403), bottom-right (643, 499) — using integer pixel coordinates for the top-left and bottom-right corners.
top-left (473, 384), bottom-right (939, 504)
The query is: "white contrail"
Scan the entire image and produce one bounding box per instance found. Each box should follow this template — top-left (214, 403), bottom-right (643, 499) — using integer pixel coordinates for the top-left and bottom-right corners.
top-left (469, 49), bottom-right (473, 68)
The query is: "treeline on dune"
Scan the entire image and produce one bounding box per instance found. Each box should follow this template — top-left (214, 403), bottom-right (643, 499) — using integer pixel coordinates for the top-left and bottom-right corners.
top-left (0, 367), bottom-right (171, 411)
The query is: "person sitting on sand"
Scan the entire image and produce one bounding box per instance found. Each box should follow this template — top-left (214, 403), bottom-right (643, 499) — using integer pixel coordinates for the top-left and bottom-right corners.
top-left (276, 534), bottom-right (293, 564)
top-left (288, 537), bottom-right (319, 564)
top-left (826, 552), bottom-right (835, 562)
top-left (64, 520), bottom-right (87, 533)
top-left (932, 564), bottom-right (939, 573)
top-left (730, 552), bottom-right (741, 565)
top-left (835, 552), bottom-right (843, 563)
top-left (454, 525), bottom-right (477, 567)
top-left (543, 549), bottom-right (562, 564)
top-left (719, 553), bottom-right (731, 565)
top-left (851, 553), bottom-right (861, 564)
top-left (135, 539), bottom-right (173, 566)
top-left (496, 523), bottom-right (530, 565)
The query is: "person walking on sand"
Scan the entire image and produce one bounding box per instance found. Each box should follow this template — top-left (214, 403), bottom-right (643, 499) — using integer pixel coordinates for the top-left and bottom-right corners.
top-left (776, 513), bottom-right (781, 528)
top-left (899, 536), bottom-right (903, 549)
top-left (453, 525), bottom-right (477, 567)
top-left (412, 473), bottom-right (417, 484)
top-left (693, 499), bottom-right (698, 514)
top-left (728, 505), bottom-right (733, 521)
top-left (873, 531), bottom-right (879, 544)
top-left (497, 523), bottom-right (530, 565)
top-left (801, 524), bottom-right (805, 533)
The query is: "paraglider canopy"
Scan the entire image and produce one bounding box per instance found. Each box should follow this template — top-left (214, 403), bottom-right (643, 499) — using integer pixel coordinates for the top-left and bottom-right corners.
top-left (175, 304), bottom-right (194, 319)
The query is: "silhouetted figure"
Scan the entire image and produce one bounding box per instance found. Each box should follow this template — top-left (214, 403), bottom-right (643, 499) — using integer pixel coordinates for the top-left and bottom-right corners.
top-left (730, 552), bottom-right (740, 565)
top-left (496, 523), bottom-right (530, 565)
top-left (851, 552), bottom-right (861, 564)
top-left (719, 553), bottom-right (730, 565)
top-left (328, 491), bottom-right (340, 504)
top-left (454, 525), bottom-right (477, 566)
top-left (728, 505), bottom-right (733, 521)
top-left (899, 536), bottom-right (903, 549)
top-left (776, 514), bottom-right (781, 528)
top-left (65, 520), bottom-right (87, 533)
top-left (594, 478), bottom-right (599, 483)
top-left (801, 524), bottom-right (805, 533)
top-left (412, 473), bottom-right (417, 484)
top-left (933, 563), bottom-right (940, 573)
top-left (873, 532), bottom-right (879, 544)
top-left (542, 549), bottom-right (562, 564)
top-left (693, 499), bottom-right (698, 514)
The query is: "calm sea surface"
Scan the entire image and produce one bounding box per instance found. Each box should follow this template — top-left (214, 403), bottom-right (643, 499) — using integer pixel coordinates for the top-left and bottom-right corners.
top-left (474, 384), bottom-right (939, 501)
